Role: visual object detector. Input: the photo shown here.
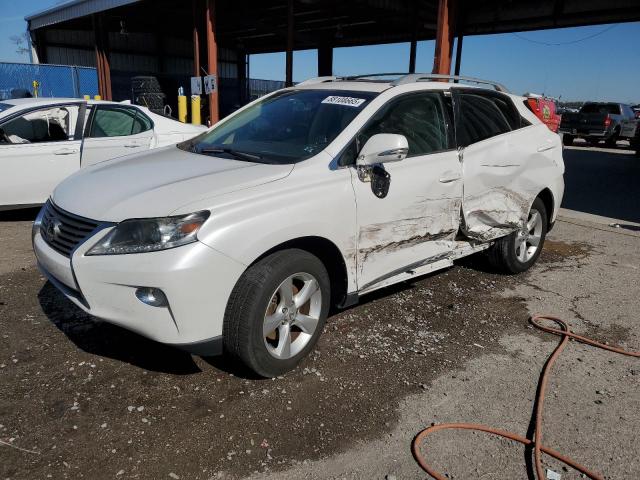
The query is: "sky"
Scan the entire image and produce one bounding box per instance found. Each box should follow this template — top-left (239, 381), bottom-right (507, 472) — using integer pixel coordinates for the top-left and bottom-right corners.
top-left (1, 0), bottom-right (639, 103)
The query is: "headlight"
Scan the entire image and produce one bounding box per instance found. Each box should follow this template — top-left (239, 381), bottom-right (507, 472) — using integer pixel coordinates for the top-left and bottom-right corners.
top-left (86, 211), bottom-right (210, 255)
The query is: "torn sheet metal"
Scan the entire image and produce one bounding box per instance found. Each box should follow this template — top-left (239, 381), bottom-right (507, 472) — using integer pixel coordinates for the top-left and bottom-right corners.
top-left (460, 124), bottom-right (561, 241)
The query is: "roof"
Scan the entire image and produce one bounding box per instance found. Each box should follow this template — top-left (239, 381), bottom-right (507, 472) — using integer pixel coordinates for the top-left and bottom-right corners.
top-left (295, 73), bottom-right (510, 93)
top-left (26, 0), bottom-right (140, 30)
top-left (25, 0), bottom-right (640, 54)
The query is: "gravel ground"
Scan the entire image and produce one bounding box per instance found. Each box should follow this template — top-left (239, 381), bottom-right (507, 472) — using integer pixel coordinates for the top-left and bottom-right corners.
top-left (1, 177), bottom-right (638, 478)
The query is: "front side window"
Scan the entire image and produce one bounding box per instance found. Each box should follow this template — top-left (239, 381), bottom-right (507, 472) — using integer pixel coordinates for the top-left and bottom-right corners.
top-left (456, 93), bottom-right (512, 147)
top-left (89, 106), bottom-right (152, 138)
top-left (0, 105), bottom-right (78, 144)
top-left (179, 89), bottom-right (377, 164)
top-left (339, 92), bottom-right (451, 165)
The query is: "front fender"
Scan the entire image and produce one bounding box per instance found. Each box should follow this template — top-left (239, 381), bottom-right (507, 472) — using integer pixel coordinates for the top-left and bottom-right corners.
top-left (193, 161), bottom-right (358, 293)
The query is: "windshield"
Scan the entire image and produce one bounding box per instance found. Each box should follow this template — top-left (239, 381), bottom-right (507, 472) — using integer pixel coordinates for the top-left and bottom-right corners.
top-left (580, 103), bottom-right (620, 115)
top-left (0, 103), bottom-right (14, 113)
top-left (179, 89), bottom-right (377, 164)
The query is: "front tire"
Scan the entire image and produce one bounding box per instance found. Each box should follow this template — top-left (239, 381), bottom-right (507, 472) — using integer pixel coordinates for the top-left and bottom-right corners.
top-left (487, 197), bottom-right (548, 274)
top-left (223, 249), bottom-right (330, 377)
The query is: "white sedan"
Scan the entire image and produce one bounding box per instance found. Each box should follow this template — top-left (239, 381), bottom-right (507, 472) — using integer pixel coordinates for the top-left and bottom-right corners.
top-left (0, 98), bottom-right (206, 210)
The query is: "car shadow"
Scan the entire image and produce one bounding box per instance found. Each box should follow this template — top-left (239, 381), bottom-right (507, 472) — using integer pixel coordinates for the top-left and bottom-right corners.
top-left (38, 280), bottom-right (267, 378)
top-left (0, 207), bottom-right (40, 222)
top-left (38, 281), bottom-right (203, 375)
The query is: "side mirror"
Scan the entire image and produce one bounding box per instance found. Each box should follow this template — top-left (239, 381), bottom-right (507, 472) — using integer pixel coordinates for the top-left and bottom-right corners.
top-left (356, 133), bottom-right (408, 166)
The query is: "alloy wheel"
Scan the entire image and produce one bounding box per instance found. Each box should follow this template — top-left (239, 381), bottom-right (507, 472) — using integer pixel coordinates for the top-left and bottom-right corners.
top-left (263, 272), bottom-right (322, 360)
top-left (515, 208), bottom-right (543, 263)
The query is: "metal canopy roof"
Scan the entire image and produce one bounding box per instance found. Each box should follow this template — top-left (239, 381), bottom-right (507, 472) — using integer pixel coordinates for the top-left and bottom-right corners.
top-left (26, 0), bottom-right (141, 30)
top-left (26, 0), bottom-right (640, 54)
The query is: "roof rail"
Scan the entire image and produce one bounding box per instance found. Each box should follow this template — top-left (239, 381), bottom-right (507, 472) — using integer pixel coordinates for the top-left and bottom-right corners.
top-left (339, 73), bottom-right (410, 81)
top-left (296, 76), bottom-right (339, 85)
top-left (391, 74), bottom-right (509, 93)
top-left (296, 73), bottom-right (509, 93)
top-left (297, 73), bottom-right (409, 85)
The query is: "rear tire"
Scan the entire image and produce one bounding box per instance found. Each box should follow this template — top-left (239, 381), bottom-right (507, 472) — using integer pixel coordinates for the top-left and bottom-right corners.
top-left (487, 197), bottom-right (548, 274)
top-left (562, 134), bottom-right (574, 146)
top-left (223, 249), bottom-right (330, 378)
top-left (604, 131), bottom-right (619, 148)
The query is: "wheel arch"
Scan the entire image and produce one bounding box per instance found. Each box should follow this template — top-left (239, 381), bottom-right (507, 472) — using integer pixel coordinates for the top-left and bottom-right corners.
top-left (536, 187), bottom-right (555, 229)
top-left (249, 236), bottom-right (351, 310)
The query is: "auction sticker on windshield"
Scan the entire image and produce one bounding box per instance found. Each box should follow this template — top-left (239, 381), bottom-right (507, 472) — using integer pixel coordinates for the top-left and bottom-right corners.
top-left (321, 96), bottom-right (367, 107)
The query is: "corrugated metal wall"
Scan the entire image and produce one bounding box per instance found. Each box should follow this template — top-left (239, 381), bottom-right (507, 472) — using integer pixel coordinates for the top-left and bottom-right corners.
top-left (40, 28), bottom-right (238, 77)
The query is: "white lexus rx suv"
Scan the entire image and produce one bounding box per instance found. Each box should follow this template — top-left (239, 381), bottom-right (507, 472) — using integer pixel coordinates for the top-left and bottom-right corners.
top-left (33, 74), bottom-right (564, 377)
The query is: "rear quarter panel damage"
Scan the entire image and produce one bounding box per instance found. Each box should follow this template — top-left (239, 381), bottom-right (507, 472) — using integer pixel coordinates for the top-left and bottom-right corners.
top-left (461, 124), bottom-right (563, 241)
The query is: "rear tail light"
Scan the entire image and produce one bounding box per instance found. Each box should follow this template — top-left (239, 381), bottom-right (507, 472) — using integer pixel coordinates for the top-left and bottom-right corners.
top-left (604, 115), bottom-right (611, 127)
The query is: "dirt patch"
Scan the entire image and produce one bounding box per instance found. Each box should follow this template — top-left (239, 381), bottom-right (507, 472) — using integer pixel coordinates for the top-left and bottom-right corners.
top-left (0, 237), bottom-right (596, 480)
top-left (541, 239), bottom-right (594, 262)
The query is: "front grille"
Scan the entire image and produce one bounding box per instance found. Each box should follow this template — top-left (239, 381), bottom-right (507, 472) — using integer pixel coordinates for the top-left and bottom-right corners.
top-left (40, 201), bottom-right (100, 257)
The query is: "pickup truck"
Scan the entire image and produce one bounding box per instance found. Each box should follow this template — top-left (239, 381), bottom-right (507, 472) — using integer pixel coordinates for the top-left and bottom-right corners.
top-left (559, 102), bottom-right (638, 147)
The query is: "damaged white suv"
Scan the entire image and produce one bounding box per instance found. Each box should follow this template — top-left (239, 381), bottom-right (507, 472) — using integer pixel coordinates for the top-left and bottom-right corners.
top-left (33, 74), bottom-right (564, 377)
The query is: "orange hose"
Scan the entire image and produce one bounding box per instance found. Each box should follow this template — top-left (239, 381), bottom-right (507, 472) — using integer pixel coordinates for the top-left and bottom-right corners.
top-left (412, 314), bottom-right (640, 480)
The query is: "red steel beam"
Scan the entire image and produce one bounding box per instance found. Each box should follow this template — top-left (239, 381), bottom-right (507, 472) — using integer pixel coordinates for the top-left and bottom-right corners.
top-left (432, 0), bottom-right (457, 75)
top-left (205, 0), bottom-right (219, 124)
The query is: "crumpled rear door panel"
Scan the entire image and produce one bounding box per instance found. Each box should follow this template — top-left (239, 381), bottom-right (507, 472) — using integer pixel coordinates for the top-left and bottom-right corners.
top-left (461, 125), bottom-right (560, 241)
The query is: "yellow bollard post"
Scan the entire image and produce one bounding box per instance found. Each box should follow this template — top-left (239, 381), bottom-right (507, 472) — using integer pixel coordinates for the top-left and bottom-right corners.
top-left (94, 95), bottom-right (101, 100)
top-left (178, 95), bottom-right (187, 123)
top-left (191, 96), bottom-right (201, 125)
top-left (83, 95), bottom-right (90, 100)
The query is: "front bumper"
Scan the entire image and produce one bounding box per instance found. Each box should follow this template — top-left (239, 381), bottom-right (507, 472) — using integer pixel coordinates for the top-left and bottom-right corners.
top-left (33, 223), bottom-right (247, 354)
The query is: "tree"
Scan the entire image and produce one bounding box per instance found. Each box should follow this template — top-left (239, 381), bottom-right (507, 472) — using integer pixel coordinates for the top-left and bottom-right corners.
top-left (10, 32), bottom-right (31, 58)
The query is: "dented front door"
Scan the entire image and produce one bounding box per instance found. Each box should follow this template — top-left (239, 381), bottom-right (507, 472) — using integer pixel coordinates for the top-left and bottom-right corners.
top-left (351, 150), bottom-right (462, 290)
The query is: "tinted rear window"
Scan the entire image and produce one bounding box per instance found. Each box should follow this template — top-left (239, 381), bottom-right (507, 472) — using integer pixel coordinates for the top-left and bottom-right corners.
top-left (456, 93), bottom-right (512, 147)
top-left (0, 103), bottom-right (13, 113)
top-left (581, 103), bottom-right (620, 115)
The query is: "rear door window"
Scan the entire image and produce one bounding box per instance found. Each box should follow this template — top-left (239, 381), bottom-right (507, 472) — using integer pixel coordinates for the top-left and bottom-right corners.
top-left (455, 92), bottom-right (512, 147)
top-left (89, 106), bottom-right (152, 137)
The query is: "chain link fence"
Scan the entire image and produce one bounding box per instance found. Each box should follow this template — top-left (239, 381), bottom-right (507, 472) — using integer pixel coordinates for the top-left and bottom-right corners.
top-left (0, 62), bottom-right (98, 101)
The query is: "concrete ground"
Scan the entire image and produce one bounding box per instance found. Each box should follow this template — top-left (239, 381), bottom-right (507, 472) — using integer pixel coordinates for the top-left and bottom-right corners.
top-left (1, 146), bottom-right (638, 480)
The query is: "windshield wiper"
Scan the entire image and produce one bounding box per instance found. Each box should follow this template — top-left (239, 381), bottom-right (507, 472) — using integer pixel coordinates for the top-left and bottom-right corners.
top-left (199, 147), bottom-right (262, 161)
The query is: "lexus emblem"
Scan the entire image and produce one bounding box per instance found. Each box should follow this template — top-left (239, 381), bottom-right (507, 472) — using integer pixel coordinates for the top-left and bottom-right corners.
top-left (45, 218), bottom-right (62, 242)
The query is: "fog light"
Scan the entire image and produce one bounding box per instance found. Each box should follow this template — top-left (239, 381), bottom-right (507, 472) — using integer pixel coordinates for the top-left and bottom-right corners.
top-left (135, 287), bottom-right (168, 307)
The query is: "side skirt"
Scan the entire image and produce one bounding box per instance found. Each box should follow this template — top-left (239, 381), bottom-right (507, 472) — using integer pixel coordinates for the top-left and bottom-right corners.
top-left (357, 241), bottom-right (491, 296)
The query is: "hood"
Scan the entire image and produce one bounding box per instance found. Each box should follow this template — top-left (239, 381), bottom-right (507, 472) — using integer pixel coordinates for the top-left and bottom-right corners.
top-left (52, 145), bottom-right (293, 221)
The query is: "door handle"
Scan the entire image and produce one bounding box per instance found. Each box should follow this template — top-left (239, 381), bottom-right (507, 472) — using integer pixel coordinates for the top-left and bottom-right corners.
top-left (124, 143), bottom-right (142, 148)
top-left (53, 148), bottom-right (79, 155)
top-left (537, 144), bottom-right (556, 152)
top-left (439, 173), bottom-right (461, 183)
